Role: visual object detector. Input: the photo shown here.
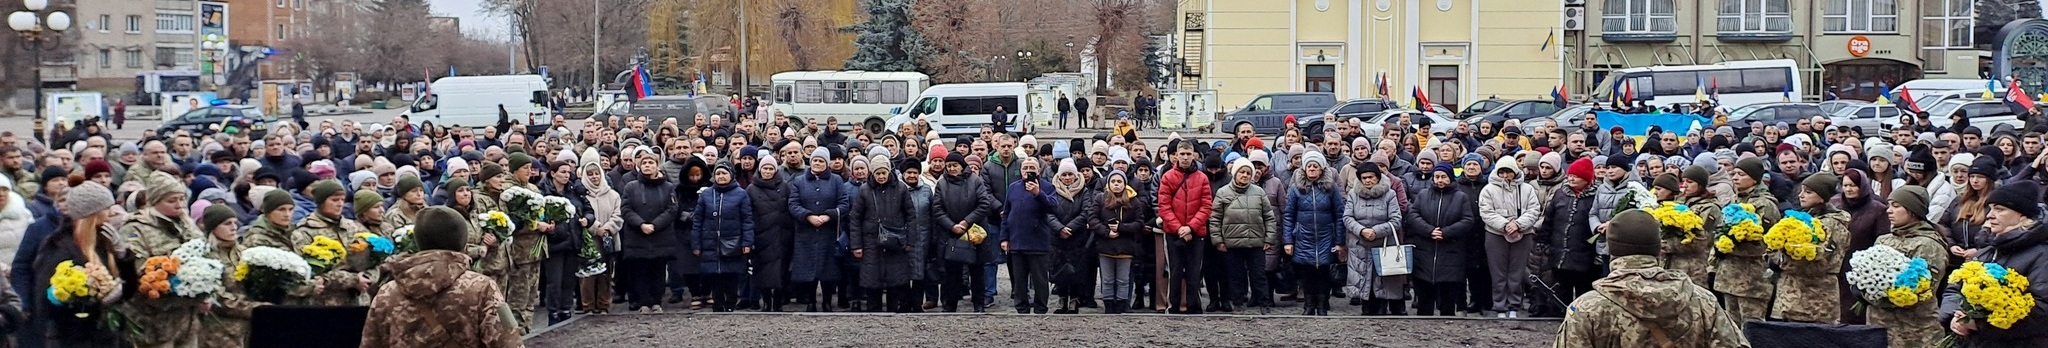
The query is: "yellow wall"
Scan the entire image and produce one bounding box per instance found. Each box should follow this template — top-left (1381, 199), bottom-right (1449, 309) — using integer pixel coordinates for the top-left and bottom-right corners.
top-left (1206, 0), bottom-right (1293, 108)
top-left (1475, 0), bottom-right (1565, 101)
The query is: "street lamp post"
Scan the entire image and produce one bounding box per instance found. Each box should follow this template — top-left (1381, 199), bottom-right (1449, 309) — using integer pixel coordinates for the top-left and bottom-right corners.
top-left (10, 0), bottom-right (71, 143)
top-left (1015, 50), bottom-right (1033, 81)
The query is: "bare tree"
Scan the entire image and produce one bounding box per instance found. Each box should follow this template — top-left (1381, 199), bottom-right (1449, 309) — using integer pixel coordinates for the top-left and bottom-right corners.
top-left (914, 0), bottom-right (1001, 83)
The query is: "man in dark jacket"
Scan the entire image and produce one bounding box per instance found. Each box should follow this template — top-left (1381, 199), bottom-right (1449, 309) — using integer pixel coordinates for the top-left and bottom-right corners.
top-left (1769, 144), bottom-right (1810, 209)
top-left (1001, 158), bottom-right (1057, 314)
top-left (992, 106), bottom-right (1012, 134)
top-left (1058, 93), bottom-right (1073, 130)
top-left (1075, 96), bottom-right (1092, 129)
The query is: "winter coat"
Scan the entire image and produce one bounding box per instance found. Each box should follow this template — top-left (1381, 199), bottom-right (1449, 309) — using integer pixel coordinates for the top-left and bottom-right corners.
top-left (1714, 184), bottom-right (1783, 300)
top-left (1590, 175), bottom-right (1639, 227)
top-left (850, 179), bottom-right (918, 288)
top-left (749, 173), bottom-right (795, 288)
top-left (1158, 166), bottom-right (1214, 238)
top-left (905, 180), bottom-right (936, 280)
top-left (1091, 187), bottom-right (1147, 257)
top-left (360, 250), bottom-right (521, 348)
top-left (580, 162), bottom-right (623, 254)
top-left (1939, 221), bottom-right (2048, 348)
top-left (1554, 255), bottom-right (1751, 348)
top-left (619, 172), bottom-right (680, 260)
top-left (1001, 179), bottom-right (1059, 253)
top-left (1284, 170), bottom-right (1344, 267)
top-left (1477, 161), bottom-right (1542, 243)
top-left (1868, 220), bottom-right (1950, 348)
top-left (539, 177), bottom-right (589, 263)
top-left (1542, 184), bottom-right (1600, 273)
top-left (1929, 175), bottom-right (1961, 220)
top-left (31, 224), bottom-right (125, 347)
top-left (933, 173), bottom-right (1000, 264)
top-left (1341, 175), bottom-right (1406, 300)
top-left (1210, 182), bottom-right (1277, 250)
top-left (788, 169), bottom-right (852, 282)
top-left (1047, 186), bottom-right (1098, 279)
top-left (691, 182), bottom-right (753, 274)
top-left (1667, 194), bottom-right (1720, 287)
top-left (1769, 209), bottom-right (1850, 324)
top-left (1405, 181), bottom-right (1478, 284)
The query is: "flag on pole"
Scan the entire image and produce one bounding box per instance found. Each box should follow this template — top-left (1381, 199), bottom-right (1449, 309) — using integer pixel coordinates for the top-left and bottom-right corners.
top-left (628, 63), bottom-right (653, 101)
top-left (1620, 80), bottom-right (1634, 105)
top-left (693, 73), bottom-right (708, 97)
top-left (1782, 83), bottom-right (1793, 102)
top-left (1540, 30), bottom-right (1556, 52)
top-left (1875, 82), bottom-right (1893, 105)
top-left (449, 65), bottom-right (457, 77)
top-left (1412, 86), bottom-right (1432, 111)
top-left (2006, 78), bottom-right (2037, 115)
top-left (1899, 86), bottom-right (1923, 114)
top-left (1984, 80), bottom-right (1999, 100)
top-left (1376, 73), bottom-right (1391, 98)
top-left (1551, 83), bottom-right (1569, 109)
top-left (1694, 76), bottom-right (1709, 103)
top-left (1709, 78), bottom-right (1720, 103)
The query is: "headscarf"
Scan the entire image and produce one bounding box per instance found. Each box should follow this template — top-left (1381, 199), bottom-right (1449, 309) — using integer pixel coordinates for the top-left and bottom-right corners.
top-left (1054, 158), bottom-right (1085, 199)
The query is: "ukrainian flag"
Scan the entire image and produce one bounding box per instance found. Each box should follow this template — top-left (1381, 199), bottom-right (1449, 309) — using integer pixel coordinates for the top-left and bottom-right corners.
top-left (1695, 76), bottom-right (1708, 102)
top-left (1875, 82), bottom-right (1893, 105)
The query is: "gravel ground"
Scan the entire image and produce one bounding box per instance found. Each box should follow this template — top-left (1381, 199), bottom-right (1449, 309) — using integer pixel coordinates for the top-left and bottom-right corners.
top-left (526, 313), bottom-right (1559, 348)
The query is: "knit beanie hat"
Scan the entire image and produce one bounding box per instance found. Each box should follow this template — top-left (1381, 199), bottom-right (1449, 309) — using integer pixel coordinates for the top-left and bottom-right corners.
top-left (1604, 153), bottom-right (1633, 171)
top-left (1890, 185), bottom-right (1931, 220)
top-left (479, 162), bottom-right (505, 183)
top-left (508, 152), bottom-right (535, 173)
top-left (1988, 180), bottom-right (2042, 218)
top-left (63, 181), bottom-right (115, 220)
top-left (1540, 152), bottom-right (1563, 171)
top-left (1969, 154), bottom-right (2001, 178)
top-left (143, 171), bottom-right (188, 205)
top-left (1801, 172), bottom-right (1840, 203)
top-left (1652, 173), bottom-right (1681, 193)
top-left (309, 179), bottom-right (346, 205)
top-left (1228, 158), bottom-right (1255, 177)
top-left (1683, 165), bottom-right (1711, 188)
top-left (1949, 153), bottom-right (1978, 172)
top-left (261, 189), bottom-right (294, 214)
top-left (810, 146), bottom-right (831, 161)
top-left (394, 175), bottom-right (423, 198)
top-left (869, 154), bottom-right (891, 173)
top-left (1567, 157), bottom-right (1596, 182)
top-left (415, 206), bottom-right (470, 252)
top-left (443, 178), bottom-right (471, 194)
top-left (201, 204), bottom-right (237, 233)
top-left (353, 190), bottom-right (384, 216)
top-left (1736, 157), bottom-right (1768, 181)
top-left (1607, 209), bottom-right (1662, 258)
top-left (445, 157), bottom-right (471, 174)
top-left (1431, 161), bottom-right (1457, 178)
top-left (1302, 150), bottom-right (1328, 169)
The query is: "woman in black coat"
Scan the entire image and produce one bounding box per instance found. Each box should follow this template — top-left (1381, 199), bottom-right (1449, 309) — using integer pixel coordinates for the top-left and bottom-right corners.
top-left (32, 207), bottom-right (127, 347)
top-left (748, 156), bottom-right (796, 311)
top-left (668, 156), bottom-right (711, 307)
top-left (850, 155), bottom-right (920, 313)
top-left (1091, 170), bottom-right (1147, 314)
top-left (1046, 158), bottom-right (1099, 313)
top-left (1404, 163), bottom-right (1479, 316)
top-left (931, 152), bottom-right (998, 312)
top-left (619, 150), bottom-right (680, 313)
top-left (538, 160), bottom-right (590, 323)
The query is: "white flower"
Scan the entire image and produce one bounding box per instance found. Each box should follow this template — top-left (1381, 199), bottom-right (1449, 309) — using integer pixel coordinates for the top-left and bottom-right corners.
top-left (172, 239), bottom-right (212, 260)
top-left (1624, 182), bottom-right (1658, 209)
top-left (173, 257), bottom-right (225, 297)
top-left (242, 246), bottom-right (313, 280)
top-left (1848, 245), bottom-right (1909, 298)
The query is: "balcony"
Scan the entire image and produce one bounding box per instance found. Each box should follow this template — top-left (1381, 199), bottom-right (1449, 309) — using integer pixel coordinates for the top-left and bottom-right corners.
top-left (1601, 15), bottom-right (1677, 43)
top-left (1715, 14), bottom-right (1794, 43)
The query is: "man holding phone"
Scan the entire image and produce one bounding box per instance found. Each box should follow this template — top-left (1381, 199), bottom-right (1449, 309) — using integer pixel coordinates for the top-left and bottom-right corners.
top-left (1001, 158), bottom-right (1058, 314)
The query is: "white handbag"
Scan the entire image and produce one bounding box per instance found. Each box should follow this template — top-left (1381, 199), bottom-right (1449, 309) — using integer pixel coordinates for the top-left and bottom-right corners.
top-left (1372, 228), bottom-right (1414, 276)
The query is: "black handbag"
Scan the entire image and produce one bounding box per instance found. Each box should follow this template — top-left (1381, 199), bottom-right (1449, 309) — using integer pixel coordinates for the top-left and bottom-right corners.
top-left (877, 226), bottom-right (908, 251)
top-left (943, 238), bottom-right (978, 263)
top-left (715, 229), bottom-right (743, 257)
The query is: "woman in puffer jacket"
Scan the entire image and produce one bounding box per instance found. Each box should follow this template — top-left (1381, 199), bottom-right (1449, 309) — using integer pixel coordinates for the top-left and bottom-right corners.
top-left (1283, 151), bottom-right (1344, 316)
top-left (690, 164), bottom-right (753, 312)
top-left (1405, 162), bottom-right (1479, 316)
top-left (1476, 160), bottom-right (1542, 318)
top-left (1091, 170), bottom-right (1146, 314)
top-left (1340, 161), bottom-right (1404, 316)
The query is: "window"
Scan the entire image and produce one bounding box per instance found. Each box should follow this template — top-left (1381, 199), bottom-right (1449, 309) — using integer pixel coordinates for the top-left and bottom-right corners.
top-left (1825, 0), bottom-right (1897, 33)
top-left (156, 14), bottom-right (195, 33)
top-left (793, 81), bottom-right (822, 103)
top-left (97, 15), bottom-right (110, 32)
top-left (880, 81), bottom-right (910, 104)
top-left (277, 24), bottom-right (287, 40)
top-left (126, 15), bottom-right (141, 33)
top-left (277, 0), bottom-right (286, 7)
top-left (773, 85), bottom-right (793, 103)
top-left (1428, 65), bottom-right (1460, 111)
top-left (939, 97), bottom-right (1018, 115)
top-left (1717, 0), bottom-right (1790, 33)
top-left (1305, 65), bottom-right (1335, 93)
top-left (1920, 0), bottom-right (1971, 72)
top-left (294, 0), bottom-right (303, 9)
top-left (822, 81), bottom-right (851, 103)
top-left (1602, 0), bottom-right (1676, 33)
top-left (98, 50), bottom-right (111, 68)
top-left (125, 49), bottom-right (143, 68)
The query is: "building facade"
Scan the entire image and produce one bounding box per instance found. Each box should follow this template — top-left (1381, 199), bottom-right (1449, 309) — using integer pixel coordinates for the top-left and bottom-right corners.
top-left (1176, 0), bottom-right (1982, 111)
top-left (229, 0), bottom-right (315, 80)
top-left (70, 0), bottom-right (160, 88)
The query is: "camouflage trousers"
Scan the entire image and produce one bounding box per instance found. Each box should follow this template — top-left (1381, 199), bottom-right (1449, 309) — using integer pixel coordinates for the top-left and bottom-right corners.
top-left (508, 261), bottom-right (542, 333)
top-left (123, 304), bottom-right (201, 348)
top-left (1722, 295), bottom-right (1767, 323)
top-left (1867, 304), bottom-right (1942, 348)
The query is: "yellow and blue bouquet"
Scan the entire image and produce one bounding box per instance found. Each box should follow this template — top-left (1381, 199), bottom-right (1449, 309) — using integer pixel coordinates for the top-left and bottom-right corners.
top-left (1763, 210), bottom-right (1827, 261)
top-left (1848, 245), bottom-right (1937, 307)
top-left (1886, 258), bottom-right (1937, 307)
top-left (478, 210), bottom-right (513, 247)
top-left (1649, 202), bottom-right (1704, 244)
top-left (349, 232), bottom-right (397, 267)
top-left (1715, 203), bottom-right (1765, 253)
top-left (299, 235), bottom-right (349, 274)
top-left (1948, 261), bottom-right (2035, 329)
top-left (46, 260), bottom-right (92, 307)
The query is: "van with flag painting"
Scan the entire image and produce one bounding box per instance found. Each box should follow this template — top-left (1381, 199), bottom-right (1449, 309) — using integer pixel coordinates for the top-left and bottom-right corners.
top-left (404, 74), bottom-right (552, 130)
top-left (1590, 59), bottom-right (1800, 112)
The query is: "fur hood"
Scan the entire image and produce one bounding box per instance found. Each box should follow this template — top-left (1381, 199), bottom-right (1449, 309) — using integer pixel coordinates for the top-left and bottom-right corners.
top-left (1292, 162), bottom-right (1338, 191)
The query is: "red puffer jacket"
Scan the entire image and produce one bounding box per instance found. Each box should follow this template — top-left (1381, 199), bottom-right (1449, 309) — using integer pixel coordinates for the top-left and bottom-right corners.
top-left (1157, 165), bottom-right (1213, 237)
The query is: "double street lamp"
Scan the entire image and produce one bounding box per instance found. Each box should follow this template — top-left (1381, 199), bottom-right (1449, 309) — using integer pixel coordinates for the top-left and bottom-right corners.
top-left (9, 0), bottom-right (71, 142)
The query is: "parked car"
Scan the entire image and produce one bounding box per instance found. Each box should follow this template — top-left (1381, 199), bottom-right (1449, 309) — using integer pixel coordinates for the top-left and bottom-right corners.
top-left (1357, 109), bottom-right (1461, 142)
top-left (1299, 98), bottom-right (1400, 134)
top-left (1515, 104), bottom-right (1598, 134)
top-left (1462, 100), bottom-right (1564, 127)
top-left (1458, 98), bottom-right (1509, 119)
top-left (1219, 92), bottom-right (1338, 134)
top-left (1826, 103), bottom-right (1906, 136)
top-left (1927, 99), bottom-right (2023, 132)
top-left (1817, 100), bottom-right (1870, 115)
top-left (593, 95), bottom-right (736, 131)
top-left (1725, 102), bottom-right (1824, 125)
top-left (159, 105), bottom-right (273, 138)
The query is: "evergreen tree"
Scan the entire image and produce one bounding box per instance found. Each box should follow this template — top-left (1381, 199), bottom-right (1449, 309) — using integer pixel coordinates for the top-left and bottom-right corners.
top-left (843, 0), bottom-right (931, 71)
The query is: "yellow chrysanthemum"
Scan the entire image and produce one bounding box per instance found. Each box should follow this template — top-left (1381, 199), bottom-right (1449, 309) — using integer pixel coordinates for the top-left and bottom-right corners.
top-left (1716, 235), bottom-right (1735, 253)
top-left (48, 260), bottom-right (90, 303)
top-left (233, 263), bottom-right (249, 281)
top-left (1947, 261), bottom-right (2036, 329)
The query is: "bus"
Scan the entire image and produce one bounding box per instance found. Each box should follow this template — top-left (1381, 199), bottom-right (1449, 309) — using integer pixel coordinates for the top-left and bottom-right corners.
top-left (131, 70), bottom-right (203, 105)
top-left (769, 70), bottom-right (930, 134)
top-left (1590, 59), bottom-right (1801, 111)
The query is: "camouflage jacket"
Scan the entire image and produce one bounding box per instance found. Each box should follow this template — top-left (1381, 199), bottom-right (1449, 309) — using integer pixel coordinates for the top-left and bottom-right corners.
top-left (199, 236), bottom-right (263, 348)
top-left (1713, 184), bottom-right (1780, 299)
top-left (360, 250), bottom-right (523, 348)
top-left (290, 212), bottom-right (370, 306)
top-left (6, 167), bottom-right (37, 200)
top-left (1769, 209), bottom-right (1849, 324)
top-left (1666, 195), bottom-right (1719, 287)
top-left (1867, 220), bottom-right (1949, 348)
top-left (471, 189), bottom-right (510, 276)
top-left (1557, 255), bottom-right (1751, 348)
top-left (116, 209), bottom-right (203, 347)
top-left (384, 200), bottom-right (421, 237)
top-left (240, 218), bottom-right (295, 250)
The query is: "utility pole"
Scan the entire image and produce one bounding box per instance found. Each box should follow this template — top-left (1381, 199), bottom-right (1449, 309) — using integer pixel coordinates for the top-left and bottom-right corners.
top-left (593, 0), bottom-right (601, 94)
top-left (508, 15), bottom-right (517, 74)
top-left (736, 2), bottom-right (748, 96)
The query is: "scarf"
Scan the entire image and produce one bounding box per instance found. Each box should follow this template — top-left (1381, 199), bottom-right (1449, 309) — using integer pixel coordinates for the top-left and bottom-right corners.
top-left (1055, 177), bottom-right (1086, 200)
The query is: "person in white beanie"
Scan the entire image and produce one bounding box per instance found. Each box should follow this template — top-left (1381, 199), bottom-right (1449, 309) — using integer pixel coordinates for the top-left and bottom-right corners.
top-left (1929, 152), bottom-right (1976, 221)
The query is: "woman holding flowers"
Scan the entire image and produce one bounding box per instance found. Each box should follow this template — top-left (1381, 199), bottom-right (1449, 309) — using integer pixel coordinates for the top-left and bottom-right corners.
top-left (115, 172), bottom-right (204, 347)
top-left (1767, 172), bottom-right (1851, 324)
top-left (197, 205), bottom-right (263, 348)
top-left (1667, 166), bottom-right (1721, 287)
top-left (1867, 186), bottom-right (1948, 348)
top-left (1940, 180), bottom-right (2048, 347)
top-left (32, 181), bottom-right (126, 347)
top-left (288, 179), bottom-right (372, 306)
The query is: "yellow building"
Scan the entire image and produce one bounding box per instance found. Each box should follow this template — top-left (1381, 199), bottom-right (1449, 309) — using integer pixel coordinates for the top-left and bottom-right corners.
top-left (1178, 0), bottom-right (1983, 110)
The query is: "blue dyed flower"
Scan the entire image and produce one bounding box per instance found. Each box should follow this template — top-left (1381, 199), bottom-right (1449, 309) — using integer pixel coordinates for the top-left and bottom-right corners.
top-left (366, 236), bottom-right (396, 254)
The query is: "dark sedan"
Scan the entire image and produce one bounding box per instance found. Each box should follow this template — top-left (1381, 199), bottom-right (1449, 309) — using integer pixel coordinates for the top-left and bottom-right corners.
top-left (159, 105), bottom-right (274, 138)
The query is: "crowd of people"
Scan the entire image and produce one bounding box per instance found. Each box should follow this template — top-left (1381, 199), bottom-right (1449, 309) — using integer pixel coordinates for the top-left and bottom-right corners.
top-left (0, 100), bottom-right (2042, 348)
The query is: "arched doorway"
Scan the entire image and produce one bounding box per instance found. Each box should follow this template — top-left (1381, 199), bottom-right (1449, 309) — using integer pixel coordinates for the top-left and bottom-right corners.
top-left (1994, 19), bottom-right (2048, 96)
top-left (1823, 58), bottom-right (1922, 101)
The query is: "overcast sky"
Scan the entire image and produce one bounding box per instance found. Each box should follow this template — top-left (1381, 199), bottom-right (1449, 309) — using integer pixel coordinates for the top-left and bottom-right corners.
top-left (428, 0), bottom-right (511, 41)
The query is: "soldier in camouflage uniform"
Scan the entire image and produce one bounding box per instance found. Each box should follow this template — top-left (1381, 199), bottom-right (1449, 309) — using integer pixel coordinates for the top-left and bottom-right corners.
top-left (361, 206), bottom-right (523, 348)
top-left (1556, 210), bottom-right (1750, 348)
top-left (1769, 173), bottom-right (1850, 324)
top-left (355, 190), bottom-right (386, 235)
top-left (121, 140), bottom-right (169, 188)
top-left (117, 171), bottom-right (203, 348)
top-left (1867, 186), bottom-right (1948, 348)
top-left (241, 189), bottom-right (299, 250)
top-left (289, 179), bottom-right (374, 306)
top-left (384, 175), bottom-right (427, 237)
top-left (1668, 166), bottom-right (1722, 288)
top-left (472, 163), bottom-right (513, 291)
top-left (197, 205), bottom-right (264, 348)
top-left (1713, 157), bottom-right (1780, 322)
top-left (502, 152), bottom-right (549, 331)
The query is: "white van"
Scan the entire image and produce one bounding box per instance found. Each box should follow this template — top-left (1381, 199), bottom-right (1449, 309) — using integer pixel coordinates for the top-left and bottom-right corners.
top-left (1889, 79), bottom-right (1997, 111)
top-left (884, 82), bottom-right (1031, 136)
top-left (404, 75), bottom-right (551, 129)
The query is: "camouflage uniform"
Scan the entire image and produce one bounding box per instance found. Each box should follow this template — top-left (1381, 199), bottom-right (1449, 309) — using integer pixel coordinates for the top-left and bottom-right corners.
top-left (505, 182), bottom-right (546, 332)
top-left (1668, 194), bottom-right (1720, 288)
top-left (118, 208), bottom-right (204, 348)
top-left (198, 236), bottom-right (263, 348)
top-left (240, 218), bottom-right (295, 250)
top-left (6, 167), bottom-right (38, 200)
top-left (1556, 255), bottom-right (1751, 348)
top-left (360, 250), bottom-right (523, 348)
top-left (384, 200), bottom-right (422, 237)
top-left (472, 186), bottom-right (511, 288)
top-left (1769, 210), bottom-right (1849, 323)
top-left (290, 211), bottom-right (372, 306)
top-left (1712, 184), bottom-right (1779, 322)
top-left (1866, 221), bottom-right (1948, 348)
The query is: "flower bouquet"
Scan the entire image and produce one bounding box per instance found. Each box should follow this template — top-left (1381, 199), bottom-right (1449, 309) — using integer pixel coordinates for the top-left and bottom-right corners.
top-left (299, 235), bottom-right (349, 274)
top-left (45, 260), bottom-right (109, 318)
top-left (1763, 210), bottom-right (1827, 261)
top-left (1649, 202), bottom-right (1705, 244)
top-left (136, 256), bottom-right (180, 299)
top-left (499, 186), bottom-right (547, 225)
top-left (390, 225), bottom-right (419, 254)
top-left (541, 196), bottom-right (578, 223)
top-left (1715, 203), bottom-right (1765, 254)
top-left (237, 246), bottom-right (313, 303)
top-left (1611, 182), bottom-right (1660, 218)
top-left (1848, 245), bottom-right (1937, 308)
top-left (1948, 261), bottom-right (2035, 329)
top-left (478, 210), bottom-right (513, 250)
top-left (170, 240), bottom-right (225, 299)
top-left (348, 232), bottom-right (397, 269)
top-left (574, 227), bottom-right (609, 278)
